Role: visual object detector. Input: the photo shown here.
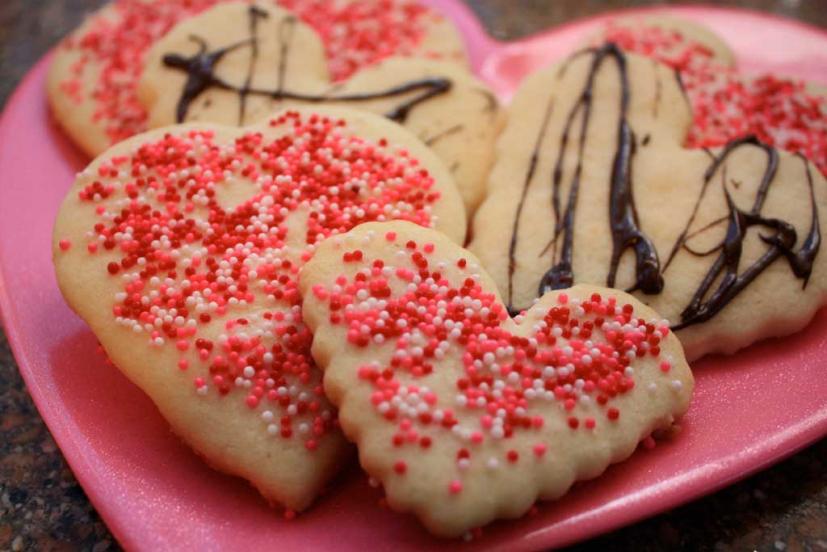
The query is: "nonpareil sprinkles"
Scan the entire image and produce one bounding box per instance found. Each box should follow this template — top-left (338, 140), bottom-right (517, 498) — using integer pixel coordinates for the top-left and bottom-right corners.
top-left (311, 235), bottom-right (678, 494)
top-left (602, 22), bottom-right (827, 176)
top-left (59, 111), bottom-right (440, 449)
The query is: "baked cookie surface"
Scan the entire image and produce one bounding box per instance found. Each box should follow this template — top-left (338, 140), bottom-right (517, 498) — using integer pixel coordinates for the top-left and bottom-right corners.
top-left (53, 106), bottom-right (466, 510)
top-left (300, 220), bottom-right (693, 537)
top-left (47, 0), bottom-right (467, 157)
top-left (470, 45), bottom-right (827, 360)
top-left (138, 3), bottom-right (498, 214)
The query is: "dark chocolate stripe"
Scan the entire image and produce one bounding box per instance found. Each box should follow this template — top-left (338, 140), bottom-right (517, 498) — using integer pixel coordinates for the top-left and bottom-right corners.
top-left (535, 43), bottom-right (661, 299)
top-left (506, 98), bottom-right (555, 316)
top-left (506, 44), bottom-right (821, 329)
top-left (670, 137), bottom-right (820, 329)
top-left (162, 8), bottom-right (452, 125)
top-left (238, 6), bottom-right (269, 124)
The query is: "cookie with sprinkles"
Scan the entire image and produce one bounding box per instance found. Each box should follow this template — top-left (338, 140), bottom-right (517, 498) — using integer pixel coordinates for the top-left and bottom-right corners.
top-left (470, 45), bottom-right (827, 361)
top-left (137, 2), bottom-right (499, 214)
top-left (596, 16), bottom-right (827, 176)
top-left (300, 220), bottom-right (693, 536)
top-left (52, 106), bottom-right (466, 511)
top-left (46, 0), bottom-right (467, 157)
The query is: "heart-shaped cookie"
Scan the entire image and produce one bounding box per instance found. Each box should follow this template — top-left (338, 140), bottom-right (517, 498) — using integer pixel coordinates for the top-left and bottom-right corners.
top-left (470, 45), bottom-right (827, 360)
top-left (597, 17), bottom-right (827, 176)
top-left (300, 220), bottom-right (693, 536)
top-left (47, 0), bottom-right (466, 157)
top-left (137, 2), bottom-right (501, 213)
top-left (52, 106), bottom-right (466, 511)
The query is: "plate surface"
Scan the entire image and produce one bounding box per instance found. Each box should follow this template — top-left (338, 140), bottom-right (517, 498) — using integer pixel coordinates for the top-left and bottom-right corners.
top-left (1, 3), bottom-right (826, 550)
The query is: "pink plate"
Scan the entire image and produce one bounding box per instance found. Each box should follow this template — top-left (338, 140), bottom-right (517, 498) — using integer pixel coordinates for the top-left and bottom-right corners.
top-left (2, 4), bottom-right (827, 550)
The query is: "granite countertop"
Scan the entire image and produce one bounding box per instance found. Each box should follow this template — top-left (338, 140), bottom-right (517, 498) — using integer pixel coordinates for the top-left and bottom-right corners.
top-left (1, 1), bottom-right (826, 550)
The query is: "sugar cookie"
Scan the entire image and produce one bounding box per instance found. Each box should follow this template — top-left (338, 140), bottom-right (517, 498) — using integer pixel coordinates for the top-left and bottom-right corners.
top-left (300, 220), bottom-right (693, 536)
top-left (53, 107), bottom-right (465, 510)
top-left (470, 45), bottom-right (827, 360)
top-left (47, 0), bottom-right (467, 157)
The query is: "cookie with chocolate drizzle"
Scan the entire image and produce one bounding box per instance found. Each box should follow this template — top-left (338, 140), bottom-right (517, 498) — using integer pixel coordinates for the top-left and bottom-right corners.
top-left (470, 45), bottom-right (827, 361)
top-left (46, 0), bottom-right (467, 157)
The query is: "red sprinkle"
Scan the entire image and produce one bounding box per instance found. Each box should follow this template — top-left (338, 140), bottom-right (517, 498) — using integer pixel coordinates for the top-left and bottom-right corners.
top-left (602, 21), bottom-right (827, 176)
top-left (76, 111), bottom-right (442, 448)
top-left (315, 237), bottom-right (675, 479)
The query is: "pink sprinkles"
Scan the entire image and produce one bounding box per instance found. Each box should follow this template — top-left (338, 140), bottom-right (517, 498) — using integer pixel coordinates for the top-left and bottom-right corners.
top-left (316, 236), bottom-right (677, 494)
top-left (602, 21), bottom-right (827, 176)
top-left (64, 111), bottom-right (440, 448)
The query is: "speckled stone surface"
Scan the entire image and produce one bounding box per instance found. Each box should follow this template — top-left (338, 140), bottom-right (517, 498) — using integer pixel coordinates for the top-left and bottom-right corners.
top-left (0, 1), bottom-right (825, 550)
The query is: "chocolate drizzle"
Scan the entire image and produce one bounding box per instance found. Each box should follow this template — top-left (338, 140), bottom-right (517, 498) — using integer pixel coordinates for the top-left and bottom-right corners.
top-left (506, 43), bottom-right (661, 315)
top-left (163, 36), bottom-right (252, 124)
top-left (423, 124), bottom-right (463, 146)
top-left (674, 68), bottom-right (691, 112)
top-left (505, 44), bottom-right (822, 328)
top-left (669, 137), bottom-right (821, 329)
top-left (652, 59), bottom-right (662, 118)
top-left (162, 7), bottom-right (452, 125)
top-left (274, 14), bottom-right (295, 98)
top-left (239, 6), bottom-right (269, 124)
top-left (506, 99), bottom-right (555, 315)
